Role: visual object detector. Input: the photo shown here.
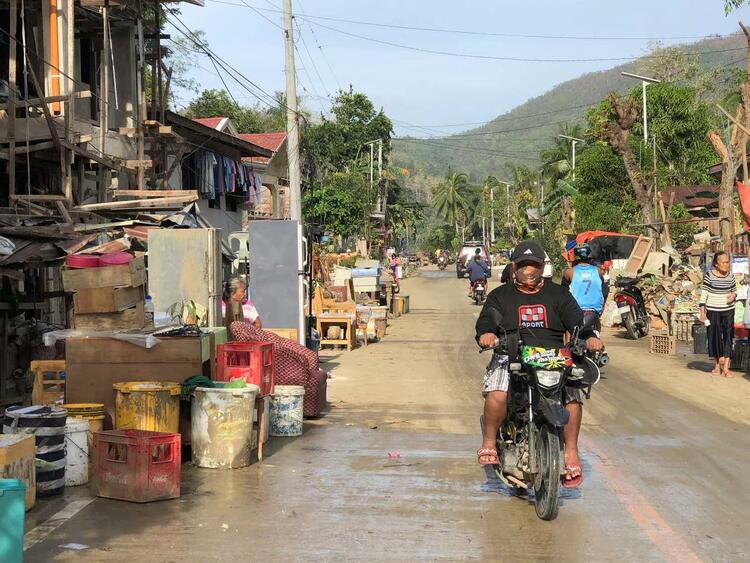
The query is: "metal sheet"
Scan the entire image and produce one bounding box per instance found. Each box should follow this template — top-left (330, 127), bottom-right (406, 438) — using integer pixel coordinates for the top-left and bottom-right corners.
top-left (148, 229), bottom-right (222, 327)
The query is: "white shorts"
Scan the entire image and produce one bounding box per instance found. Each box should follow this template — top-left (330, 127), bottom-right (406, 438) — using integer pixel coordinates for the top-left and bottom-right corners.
top-left (483, 354), bottom-right (510, 395)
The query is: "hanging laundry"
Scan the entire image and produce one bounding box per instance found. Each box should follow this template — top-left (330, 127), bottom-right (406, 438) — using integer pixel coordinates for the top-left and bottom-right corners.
top-left (253, 172), bottom-right (263, 207)
top-left (214, 153), bottom-right (225, 195)
top-left (222, 156), bottom-right (235, 193)
top-left (196, 151), bottom-right (217, 199)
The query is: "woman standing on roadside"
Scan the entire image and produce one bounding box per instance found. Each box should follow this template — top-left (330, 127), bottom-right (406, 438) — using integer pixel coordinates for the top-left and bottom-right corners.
top-left (699, 251), bottom-right (737, 377)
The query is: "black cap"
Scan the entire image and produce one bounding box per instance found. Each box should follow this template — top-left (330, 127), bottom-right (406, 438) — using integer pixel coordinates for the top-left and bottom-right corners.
top-left (511, 240), bottom-right (545, 265)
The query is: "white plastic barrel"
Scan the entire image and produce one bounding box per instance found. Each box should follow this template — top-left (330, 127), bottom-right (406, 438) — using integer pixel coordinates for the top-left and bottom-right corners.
top-left (64, 417), bottom-right (89, 486)
top-left (191, 385), bottom-right (259, 469)
top-left (270, 385), bottom-right (305, 437)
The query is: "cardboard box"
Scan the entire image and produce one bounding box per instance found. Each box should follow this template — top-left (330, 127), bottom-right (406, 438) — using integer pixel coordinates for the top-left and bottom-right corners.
top-left (0, 434), bottom-right (36, 510)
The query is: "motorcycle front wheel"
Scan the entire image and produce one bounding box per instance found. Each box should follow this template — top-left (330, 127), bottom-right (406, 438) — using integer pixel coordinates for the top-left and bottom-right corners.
top-left (533, 425), bottom-right (561, 521)
top-left (639, 314), bottom-right (650, 337)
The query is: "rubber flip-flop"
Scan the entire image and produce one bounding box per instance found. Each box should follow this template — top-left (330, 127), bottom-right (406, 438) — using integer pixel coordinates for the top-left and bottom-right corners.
top-left (563, 464), bottom-right (583, 489)
top-left (477, 447), bottom-right (499, 466)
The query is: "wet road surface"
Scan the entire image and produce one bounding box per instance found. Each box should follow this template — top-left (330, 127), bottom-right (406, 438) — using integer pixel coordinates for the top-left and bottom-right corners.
top-left (24, 269), bottom-right (750, 562)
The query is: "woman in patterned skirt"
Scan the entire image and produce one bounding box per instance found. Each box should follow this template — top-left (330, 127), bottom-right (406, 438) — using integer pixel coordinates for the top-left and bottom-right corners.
top-left (699, 251), bottom-right (737, 377)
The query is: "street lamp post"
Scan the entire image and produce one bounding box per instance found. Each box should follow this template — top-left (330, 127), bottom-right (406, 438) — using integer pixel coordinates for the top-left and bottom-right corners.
top-left (621, 71), bottom-right (661, 143)
top-left (558, 134), bottom-right (585, 180)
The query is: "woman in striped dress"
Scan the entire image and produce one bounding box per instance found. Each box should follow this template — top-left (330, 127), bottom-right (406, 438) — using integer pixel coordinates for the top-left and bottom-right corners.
top-left (699, 251), bottom-right (737, 377)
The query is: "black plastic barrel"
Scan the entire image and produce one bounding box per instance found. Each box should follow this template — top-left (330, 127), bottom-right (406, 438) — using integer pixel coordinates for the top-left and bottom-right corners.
top-left (3, 406), bottom-right (67, 497)
top-left (692, 323), bottom-right (708, 355)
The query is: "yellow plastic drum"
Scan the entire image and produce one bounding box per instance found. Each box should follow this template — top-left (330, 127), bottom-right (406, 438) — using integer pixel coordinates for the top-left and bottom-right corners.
top-left (113, 382), bottom-right (181, 433)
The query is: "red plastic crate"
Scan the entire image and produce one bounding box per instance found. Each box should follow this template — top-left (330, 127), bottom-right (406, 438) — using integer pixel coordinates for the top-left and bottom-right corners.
top-left (92, 430), bottom-right (181, 503)
top-left (216, 342), bottom-right (275, 396)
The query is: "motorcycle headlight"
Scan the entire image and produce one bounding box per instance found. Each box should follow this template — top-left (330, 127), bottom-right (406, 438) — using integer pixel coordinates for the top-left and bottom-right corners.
top-left (536, 370), bottom-right (562, 388)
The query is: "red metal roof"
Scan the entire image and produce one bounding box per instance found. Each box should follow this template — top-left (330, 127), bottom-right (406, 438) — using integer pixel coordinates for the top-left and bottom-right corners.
top-left (239, 132), bottom-right (286, 153)
top-left (192, 117), bottom-right (225, 129)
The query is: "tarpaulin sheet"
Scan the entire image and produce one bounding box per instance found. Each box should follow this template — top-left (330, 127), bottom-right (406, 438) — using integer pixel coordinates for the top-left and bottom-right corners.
top-left (736, 180), bottom-right (750, 233)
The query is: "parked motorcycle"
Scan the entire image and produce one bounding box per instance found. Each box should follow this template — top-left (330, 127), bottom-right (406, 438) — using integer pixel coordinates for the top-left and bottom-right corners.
top-left (614, 276), bottom-right (650, 340)
top-left (480, 311), bottom-right (600, 521)
top-left (438, 255), bottom-right (447, 271)
top-left (472, 278), bottom-right (487, 305)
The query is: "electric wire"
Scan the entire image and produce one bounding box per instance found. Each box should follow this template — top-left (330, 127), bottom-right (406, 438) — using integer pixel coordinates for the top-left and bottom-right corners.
top-left (201, 0), bottom-right (730, 42)
top-left (306, 20), bottom-right (747, 64)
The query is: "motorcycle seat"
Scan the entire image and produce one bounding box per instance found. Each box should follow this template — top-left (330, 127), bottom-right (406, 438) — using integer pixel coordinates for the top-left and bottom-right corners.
top-left (615, 277), bottom-right (638, 288)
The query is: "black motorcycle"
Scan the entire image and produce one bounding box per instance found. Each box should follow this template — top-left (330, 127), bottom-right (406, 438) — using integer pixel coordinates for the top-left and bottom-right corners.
top-left (480, 312), bottom-right (600, 521)
top-left (438, 255), bottom-right (447, 271)
top-left (614, 276), bottom-right (650, 340)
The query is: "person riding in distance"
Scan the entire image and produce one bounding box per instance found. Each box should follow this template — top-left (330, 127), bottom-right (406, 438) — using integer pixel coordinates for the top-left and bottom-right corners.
top-left (562, 243), bottom-right (607, 328)
top-left (467, 253), bottom-right (490, 295)
top-left (475, 240), bottom-right (602, 488)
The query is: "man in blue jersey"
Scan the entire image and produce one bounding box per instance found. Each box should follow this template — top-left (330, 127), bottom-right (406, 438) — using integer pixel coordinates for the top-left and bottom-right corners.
top-left (562, 243), bottom-right (607, 329)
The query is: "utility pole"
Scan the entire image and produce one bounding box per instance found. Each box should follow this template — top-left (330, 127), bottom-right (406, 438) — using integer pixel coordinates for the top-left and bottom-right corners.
top-left (490, 187), bottom-right (496, 245)
top-left (283, 0), bottom-right (302, 221)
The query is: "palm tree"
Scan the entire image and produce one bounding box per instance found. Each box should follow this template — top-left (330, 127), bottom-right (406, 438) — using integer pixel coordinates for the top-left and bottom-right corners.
top-left (432, 170), bottom-right (470, 237)
top-left (539, 123), bottom-right (584, 235)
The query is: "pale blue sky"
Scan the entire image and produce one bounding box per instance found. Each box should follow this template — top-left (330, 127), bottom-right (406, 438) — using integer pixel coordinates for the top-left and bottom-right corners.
top-left (172, 1), bottom-right (746, 136)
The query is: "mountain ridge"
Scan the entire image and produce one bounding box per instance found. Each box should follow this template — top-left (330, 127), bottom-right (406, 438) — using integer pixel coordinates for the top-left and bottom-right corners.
top-left (392, 33), bottom-right (745, 182)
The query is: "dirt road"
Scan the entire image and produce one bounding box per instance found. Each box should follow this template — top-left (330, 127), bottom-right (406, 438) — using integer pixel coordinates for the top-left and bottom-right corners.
top-left (24, 269), bottom-right (750, 561)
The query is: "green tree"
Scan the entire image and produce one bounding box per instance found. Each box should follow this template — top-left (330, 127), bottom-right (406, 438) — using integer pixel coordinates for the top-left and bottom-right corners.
top-left (432, 170), bottom-right (470, 236)
top-left (304, 87), bottom-right (393, 178)
top-left (183, 89), bottom-right (287, 133)
top-left (725, 0), bottom-right (748, 13)
top-left (303, 172), bottom-right (368, 238)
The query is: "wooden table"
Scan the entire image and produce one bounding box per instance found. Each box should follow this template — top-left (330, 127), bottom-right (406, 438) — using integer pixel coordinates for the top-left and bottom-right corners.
top-left (317, 315), bottom-right (355, 351)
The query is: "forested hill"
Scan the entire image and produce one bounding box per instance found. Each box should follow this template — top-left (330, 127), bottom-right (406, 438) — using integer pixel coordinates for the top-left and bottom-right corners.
top-left (392, 33), bottom-right (745, 183)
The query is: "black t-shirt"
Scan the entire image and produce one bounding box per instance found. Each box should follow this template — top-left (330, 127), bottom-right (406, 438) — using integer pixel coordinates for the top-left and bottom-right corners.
top-left (475, 280), bottom-right (584, 349)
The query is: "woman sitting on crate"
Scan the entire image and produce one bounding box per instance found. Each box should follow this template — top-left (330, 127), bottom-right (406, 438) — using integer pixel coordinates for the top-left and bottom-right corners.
top-left (223, 277), bottom-right (262, 336)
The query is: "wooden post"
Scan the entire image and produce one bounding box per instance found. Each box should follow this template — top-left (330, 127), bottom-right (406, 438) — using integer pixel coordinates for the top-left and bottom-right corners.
top-left (8, 0), bottom-right (17, 202)
top-left (63, 0), bottom-right (75, 206)
top-left (658, 193), bottom-right (672, 248)
top-left (136, 6), bottom-right (146, 191)
top-left (98, 2), bottom-right (111, 203)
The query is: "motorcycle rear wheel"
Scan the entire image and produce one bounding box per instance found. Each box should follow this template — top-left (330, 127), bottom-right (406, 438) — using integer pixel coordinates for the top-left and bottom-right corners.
top-left (624, 310), bottom-right (639, 340)
top-left (533, 425), bottom-right (561, 521)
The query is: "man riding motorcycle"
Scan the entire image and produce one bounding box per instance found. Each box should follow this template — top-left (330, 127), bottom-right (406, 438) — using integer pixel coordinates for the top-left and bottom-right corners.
top-left (466, 253), bottom-right (490, 296)
top-left (475, 240), bottom-right (602, 488)
top-left (562, 243), bottom-right (608, 330)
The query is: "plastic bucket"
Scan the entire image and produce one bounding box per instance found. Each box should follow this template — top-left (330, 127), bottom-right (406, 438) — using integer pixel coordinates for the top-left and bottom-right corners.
top-left (64, 417), bottom-right (89, 486)
top-left (3, 405), bottom-right (67, 497)
top-left (269, 385), bottom-right (305, 437)
top-left (113, 382), bottom-right (180, 433)
top-left (0, 479), bottom-right (26, 563)
top-left (191, 385), bottom-right (259, 469)
top-left (63, 403), bottom-right (105, 454)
